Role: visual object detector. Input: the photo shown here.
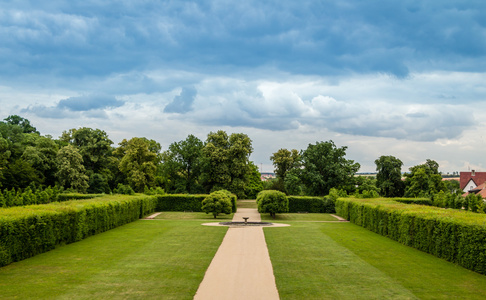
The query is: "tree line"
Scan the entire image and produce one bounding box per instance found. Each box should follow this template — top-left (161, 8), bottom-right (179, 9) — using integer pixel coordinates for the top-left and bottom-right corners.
top-left (0, 115), bottom-right (260, 198)
top-left (1, 115), bottom-right (463, 202)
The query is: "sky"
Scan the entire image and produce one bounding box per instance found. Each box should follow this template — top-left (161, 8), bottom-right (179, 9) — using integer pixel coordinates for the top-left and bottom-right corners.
top-left (1, 0), bottom-right (485, 174)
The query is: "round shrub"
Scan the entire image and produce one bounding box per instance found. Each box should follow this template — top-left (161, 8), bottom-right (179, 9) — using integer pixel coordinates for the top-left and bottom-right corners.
top-left (257, 190), bottom-right (289, 218)
top-left (202, 190), bottom-right (233, 218)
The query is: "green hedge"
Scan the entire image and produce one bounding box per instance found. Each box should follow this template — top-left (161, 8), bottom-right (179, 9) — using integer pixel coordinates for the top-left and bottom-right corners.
top-left (155, 194), bottom-right (207, 212)
top-left (0, 195), bottom-right (157, 267)
top-left (155, 193), bottom-right (237, 213)
top-left (335, 197), bottom-right (486, 275)
top-left (287, 196), bottom-right (335, 213)
top-left (393, 197), bottom-right (432, 205)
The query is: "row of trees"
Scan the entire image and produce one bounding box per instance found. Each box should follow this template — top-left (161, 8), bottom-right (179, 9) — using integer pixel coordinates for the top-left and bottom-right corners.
top-left (0, 115), bottom-right (464, 201)
top-left (269, 144), bottom-right (460, 199)
top-left (0, 116), bottom-right (261, 198)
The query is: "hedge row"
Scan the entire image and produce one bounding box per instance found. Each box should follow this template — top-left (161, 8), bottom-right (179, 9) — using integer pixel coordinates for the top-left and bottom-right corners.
top-left (155, 193), bottom-right (236, 213)
top-left (335, 197), bottom-right (486, 275)
top-left (0, 186), bottom-right (104, 208)
top-left (393, 198), bottom-right (432, 205)
top-left (0, 195), bottom-right (157, 267)
top-left (287, 196), bottom-right (335, 213)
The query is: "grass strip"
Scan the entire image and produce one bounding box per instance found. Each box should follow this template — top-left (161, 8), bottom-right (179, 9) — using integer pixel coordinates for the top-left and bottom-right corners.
top-left (0, 220), bottom-right (227, 299)
top-left (153, 211), bottom-right (233, 220)
top-left (322, 222), bottom-right (486, 299)
top-left (265, 222), bottom-right (416, 299)
top-left (261, 213), bottom-right (338, 222)
top-left (265, 222), bottom-right (486, 299)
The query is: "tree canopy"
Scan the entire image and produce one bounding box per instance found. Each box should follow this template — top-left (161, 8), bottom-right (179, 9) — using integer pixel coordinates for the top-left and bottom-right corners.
top-left (375, 155), bottom-right (404, 197)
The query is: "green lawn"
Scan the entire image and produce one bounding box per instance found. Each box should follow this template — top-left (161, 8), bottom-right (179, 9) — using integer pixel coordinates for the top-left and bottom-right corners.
top-left (153, 211), bottom-right (234, 220)
top-left (261, 212), bottom-right (339, 221)
top-left (0, 219), bottom-right (227, 299)
top-left (265, 221), bottom-right (486, 299)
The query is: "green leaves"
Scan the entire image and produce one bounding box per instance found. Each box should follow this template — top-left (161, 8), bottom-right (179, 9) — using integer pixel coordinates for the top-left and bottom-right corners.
top-left (201, 190), bottom-right (234, 218)
top-left (257, 190), bottom-right (289, 218)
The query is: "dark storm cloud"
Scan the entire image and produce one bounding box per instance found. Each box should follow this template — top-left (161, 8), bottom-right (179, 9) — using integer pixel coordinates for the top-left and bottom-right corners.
top-left (1, 0), bottom-right (485, 83)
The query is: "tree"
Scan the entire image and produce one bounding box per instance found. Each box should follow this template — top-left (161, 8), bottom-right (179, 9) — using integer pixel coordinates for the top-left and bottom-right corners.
top-left (114, 137), bottom-right (160, 192)
top-left (404, 159), bottom-right (446, 197)
top-left (4, 115), bottom-right (38, 134)
top-left (245, 162), bottom-right (264, 199)
top-left (160, 134), bottom-right (204, 193)
top-left (55, 145), bottom-right (89, 193)
top-left (201, 190), bottom-right (233, 218)
top-left (200, 131), bottom-right (253, 198)
top-left (298, 141), bottom-right (360, 196)
top-left (375, 155), bottom-right (404, 197)
top-left (20, 134), bottom-right (59, 187)
top-left (270, 148), bottom-right (300, 192)
top-left (256, 190), bottom-right (289, 218)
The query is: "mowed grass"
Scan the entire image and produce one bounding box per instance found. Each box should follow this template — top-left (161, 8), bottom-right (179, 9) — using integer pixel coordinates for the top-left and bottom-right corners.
top-left (265, 221), bottom-right (486, 299)
top-left (0, 219), bottom-right (227, 300)
top-left (261, 213), bottom-right (339, 222)
top-left (153, 211), bottom-right (233, 220)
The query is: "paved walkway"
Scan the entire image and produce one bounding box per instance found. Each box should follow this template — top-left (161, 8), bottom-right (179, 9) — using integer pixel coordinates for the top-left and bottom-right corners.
top-left (194, 208), bottom-right (280, 300)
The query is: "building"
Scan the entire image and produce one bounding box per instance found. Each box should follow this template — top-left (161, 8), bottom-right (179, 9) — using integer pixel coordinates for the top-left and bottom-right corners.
top-left (460, 170), bottom-right (486, 198)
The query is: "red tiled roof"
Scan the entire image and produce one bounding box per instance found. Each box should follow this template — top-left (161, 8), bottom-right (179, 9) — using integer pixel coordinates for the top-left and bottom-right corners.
top-left (463, 182), bottom-right (486, 198)
top-left (459, 172), bottom-right (486, 190)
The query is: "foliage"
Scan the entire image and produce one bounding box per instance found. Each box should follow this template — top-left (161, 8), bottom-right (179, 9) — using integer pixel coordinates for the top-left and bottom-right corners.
top-left (375, 155), bottom-right (404, 197)
top-left (201, 190), bottom-right (233, 218)
top-left (160, 134), bottom-right (204, 194)
top-left (55, 145), bottom-right (89, 193)
top-left (113, 183), bottom-right (135, 195)
top-left (298, 140), bottom-right (360, 196)
top-left (257, 190), bottom-right (289, 218)
top-left (244, 162), bottom-right (263, 199)
top-left (115, 137), bottom-right (160, 192)
top-left (155, 194), bottom-right (208, 212)
top-left (287, 196), bottom-right (335, 213)
top-left (404, 159), bottom-right (446, 197)
top-left (335, 197), bottom-right (486, 275)
top-left (0, 195), bottom-right (157, 267)
top-left (270, 148), bottom-right (300, 193)
top-left (353, 176), bottom-right (380, 198)
top-left (200, 131), bottom-right (253, 198)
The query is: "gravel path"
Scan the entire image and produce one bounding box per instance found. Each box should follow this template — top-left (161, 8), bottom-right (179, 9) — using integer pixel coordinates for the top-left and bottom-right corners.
top-left (194, 208), bottom-right (280, 300)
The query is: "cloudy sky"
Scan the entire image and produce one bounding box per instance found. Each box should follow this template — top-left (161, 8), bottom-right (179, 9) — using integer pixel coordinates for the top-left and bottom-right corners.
top-left (1, 0), bottom-right (485, 173)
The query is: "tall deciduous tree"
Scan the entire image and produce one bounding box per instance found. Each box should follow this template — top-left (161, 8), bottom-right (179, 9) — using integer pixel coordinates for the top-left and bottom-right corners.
top-left (114, 137), bottom-right (160, 192)
top-left (161, 134), bottom-right (204, 193)
top-left (404, 159), bottom-right (446, 197)
top-left (299, 140), bottom-right (360, 196)
top-left (56, 145), bottom-right (89, 193)
top-left (375, 155), bottom-right (404, 197)
top-left (270, 148), bottom-right (300, 192)
top-left (200, 131), bottom-right (253, 198)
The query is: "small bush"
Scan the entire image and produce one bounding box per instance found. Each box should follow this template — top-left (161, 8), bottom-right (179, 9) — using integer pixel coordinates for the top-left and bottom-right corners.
top-left (201, 190), bottom-right (233, 218)
top-left (257, 190), bottom-right (289, 218)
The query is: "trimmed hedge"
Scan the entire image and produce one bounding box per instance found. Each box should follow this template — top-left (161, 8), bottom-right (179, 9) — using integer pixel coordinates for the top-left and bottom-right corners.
top-left (154, 194), bottom-right (207, 212)
top-left (335, 197), bottom-right (486, 275)
top-left (155, 193), bottom-right (237, 213)
top-left (287, 196), bottom-right (335, 213)
top-left (393, 197), bottom-right (432, 205)
top-left (0, 195), bottom-right (157, 267)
